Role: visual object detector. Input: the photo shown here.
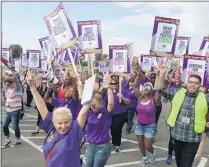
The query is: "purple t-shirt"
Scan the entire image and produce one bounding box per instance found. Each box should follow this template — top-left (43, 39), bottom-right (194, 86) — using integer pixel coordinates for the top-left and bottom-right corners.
top-left (39, 112), bottom-right (82, 167)
top-left (123, 87), bottom-right (137, 109)
top-left (52, 98), bottom-right (81, 120)
top-left (104, 90), bottom-right (130, 115)
top-left (87, 107), bottom-right (112, 144)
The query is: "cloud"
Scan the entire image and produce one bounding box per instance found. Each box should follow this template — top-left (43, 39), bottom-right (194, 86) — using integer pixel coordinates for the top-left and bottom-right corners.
top-left (114, 2), bottom-right (209, 53)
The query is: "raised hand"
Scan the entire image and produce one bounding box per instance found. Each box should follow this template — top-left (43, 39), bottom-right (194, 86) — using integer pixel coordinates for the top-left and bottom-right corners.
top-left (92, 82), bottom-right (100, 92)
top-left (158, 60), bottom-right (168, 74)
top-left (26, 68), bottom-right (35, 87)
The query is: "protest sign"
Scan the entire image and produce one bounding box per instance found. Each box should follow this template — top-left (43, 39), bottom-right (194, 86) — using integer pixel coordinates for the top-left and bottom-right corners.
top-left (199, 37), bottom-right (209, 56)
top-left (44, 2), bottom-right (77, 55)
top-left (78, 20), bottom-right (103, 54)
top-left (150, 16), bottom-right (180, 57)
top-left (182, 55), bottom-right (207, 87)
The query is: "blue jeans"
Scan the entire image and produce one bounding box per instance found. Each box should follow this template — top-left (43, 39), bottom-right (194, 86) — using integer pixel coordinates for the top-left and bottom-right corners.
top-left (135, 122), bottom-right (157, 138)
top-left (2, 110), bottom-right (21, 139)
top-left (82, 142), bottom-right (111, 167)
top-left (126, 108), bottom-right (136, 132)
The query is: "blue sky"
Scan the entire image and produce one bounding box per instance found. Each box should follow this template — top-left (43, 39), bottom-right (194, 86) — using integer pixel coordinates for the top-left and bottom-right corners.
top-left (2, 2), bottom-right (209, 55)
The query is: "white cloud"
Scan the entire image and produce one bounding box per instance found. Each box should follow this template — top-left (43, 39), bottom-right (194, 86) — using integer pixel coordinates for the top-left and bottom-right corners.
top-left (115, 2), bottom-right (209, 53)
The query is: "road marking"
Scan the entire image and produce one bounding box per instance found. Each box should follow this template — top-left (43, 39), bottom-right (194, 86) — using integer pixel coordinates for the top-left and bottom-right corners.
top-left (8, 128), bottom-right (43, 153)
top-left (105, 157), bottom-right (175, 167)
top-left (24, 113), bottom-right (37, 118)
top-left (19, 124), bottom-right (35, 126)
top-left (25, 136), bottom-right (46, 139)
top-left (21, 120), bottom-right (37, 122)
top-left (197, 157), bottom-right (208, 167)
top-left (122, 138), bottom-right (168, 151)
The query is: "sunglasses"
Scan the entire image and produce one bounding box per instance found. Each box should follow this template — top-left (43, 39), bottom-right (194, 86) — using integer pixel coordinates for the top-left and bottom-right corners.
top-left (42, 82), bottom-right (47, 84)
top-left (111, 83), bottom-right (118, 85)
top-left (129, 80), bottom-right (134, 83)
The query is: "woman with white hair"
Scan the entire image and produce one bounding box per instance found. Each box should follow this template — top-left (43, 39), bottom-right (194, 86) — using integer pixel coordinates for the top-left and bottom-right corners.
top-left (133, 71), bottom-right (161, 166)
top-left (26, 69), bottom-right (93, 167)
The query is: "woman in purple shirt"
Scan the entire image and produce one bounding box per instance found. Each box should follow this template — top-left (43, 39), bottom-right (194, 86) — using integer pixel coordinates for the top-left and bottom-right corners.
top-left (106, 76), bottom-right (131, 152)
top-left (133, 72), bottom-right (161, 166)
top-left (83, 82), bottom-right (114, 167)
top-left (26, 69), bottom-right (92, 167)
top-left (124, 77), bottom-right (137, 135)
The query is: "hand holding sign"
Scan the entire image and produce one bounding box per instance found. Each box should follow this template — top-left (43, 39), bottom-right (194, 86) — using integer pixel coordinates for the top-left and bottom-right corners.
top-left (158, 58), bottom-right (168, 74)
top-left (26, 69), bottom-right (35, 87)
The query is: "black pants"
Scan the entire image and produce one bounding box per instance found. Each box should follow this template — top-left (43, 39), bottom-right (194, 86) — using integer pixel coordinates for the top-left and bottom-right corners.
top-left (155, 106), bottom-right (162, 126)
top-left (168, 133), bottom-right (174, 155)
top-left (174, 139), bottom-right (200, 167)
top-left (111, 112), bottom-right (128, 146)
top-left (26, 91), bottom-right (33, 106)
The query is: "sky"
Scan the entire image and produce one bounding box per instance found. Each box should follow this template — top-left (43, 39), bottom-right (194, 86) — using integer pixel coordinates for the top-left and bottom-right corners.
top-left (2, 1), bottom-right (209, 56)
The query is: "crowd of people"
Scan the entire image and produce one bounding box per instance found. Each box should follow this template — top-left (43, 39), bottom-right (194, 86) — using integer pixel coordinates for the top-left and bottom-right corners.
top-left (1, 60), bottom-right (209, 167)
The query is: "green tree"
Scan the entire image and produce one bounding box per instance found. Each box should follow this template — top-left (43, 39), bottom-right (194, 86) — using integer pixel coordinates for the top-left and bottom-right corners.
top-left (9, 44), bottom-right (23, 59)
top-left (81, 61), bottom-right (88, 67)
top-left (95, 53), bottom-right (109, 66)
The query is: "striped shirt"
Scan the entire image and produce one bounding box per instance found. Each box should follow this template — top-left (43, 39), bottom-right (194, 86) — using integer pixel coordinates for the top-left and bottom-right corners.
top-left (158, 87), bottom-right (209, 143)
top-left (6, 76), bottom-right (23, 112)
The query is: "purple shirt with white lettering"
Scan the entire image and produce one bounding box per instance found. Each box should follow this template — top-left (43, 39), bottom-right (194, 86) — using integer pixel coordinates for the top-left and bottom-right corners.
top-left (87, 106), bottom-right (112, 144)
top-left (39, 112), bottom-right (82, 167)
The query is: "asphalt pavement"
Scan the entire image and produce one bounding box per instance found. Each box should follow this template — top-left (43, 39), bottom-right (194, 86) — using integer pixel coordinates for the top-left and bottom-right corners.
top-left (1, 96), bottom-right (209, 167)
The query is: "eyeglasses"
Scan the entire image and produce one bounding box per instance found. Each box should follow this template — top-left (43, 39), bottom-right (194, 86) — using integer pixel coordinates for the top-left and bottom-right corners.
top-left (111, 83), bottom-right (118, 85)
top-left (42, 82), bottom-right (47, 84)
top-left (129, 80), bottom-right (134, 83)
top-left (187, 81), bottom-right (200, 86)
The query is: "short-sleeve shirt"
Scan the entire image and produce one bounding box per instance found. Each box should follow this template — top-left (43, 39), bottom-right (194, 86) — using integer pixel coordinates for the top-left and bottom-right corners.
top-left (87, 107), bottom-right (112, 144)
top-left (39, 112), bottom-right (82, 167)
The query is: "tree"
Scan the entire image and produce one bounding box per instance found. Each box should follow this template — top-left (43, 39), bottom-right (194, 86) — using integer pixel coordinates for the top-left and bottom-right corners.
top-left (94, 53), bottom-right (109, 66)
top-left (9, 44), bottom-right (23, 59)
top-left (81, 61), bottom-right (88, 67)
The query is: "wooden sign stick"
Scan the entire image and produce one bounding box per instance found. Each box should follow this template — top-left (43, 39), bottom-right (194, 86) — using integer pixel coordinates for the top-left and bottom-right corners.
top-left (119, 76), bottom-right (122, 103)
top-left (67, 48), bottom-right (79, 77)
top-left (90, 53), bottom-right (95, 76)
top-left (61, 67), bottom-right (69, 90)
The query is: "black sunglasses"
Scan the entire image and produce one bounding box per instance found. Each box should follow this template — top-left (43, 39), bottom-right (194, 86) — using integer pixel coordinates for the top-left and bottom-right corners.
top-left (111, 83), bottom-right (118, 85)
top-left (42, 82), bottom-right (47, 84)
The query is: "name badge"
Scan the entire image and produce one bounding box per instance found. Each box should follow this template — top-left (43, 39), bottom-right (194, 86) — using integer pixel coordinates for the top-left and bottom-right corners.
top-left (182, 117), bottom-right (190, 125)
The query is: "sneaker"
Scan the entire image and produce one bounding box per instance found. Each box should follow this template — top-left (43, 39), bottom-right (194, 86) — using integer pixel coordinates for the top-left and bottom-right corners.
top-left (194, 155), bottom-right (202, 161)
top-left (149, 151), bottom-right (156, 164)
top-left (31, 131), bottom-right (39, 136)
top-left (11, 141), bottom-right (22, 147)
top-left (166, 154), bottom-right (173, 164)
top-left (115, 146), bottom-right (120, 153)
top-left (2, 140), bottom-right (11, 149)
top-left (139, 157), bottom-right (149, 166)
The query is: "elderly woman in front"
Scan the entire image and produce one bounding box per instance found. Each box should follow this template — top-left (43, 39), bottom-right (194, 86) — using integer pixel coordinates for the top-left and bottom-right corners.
top-left (26, 69), bottom-right (91, 167)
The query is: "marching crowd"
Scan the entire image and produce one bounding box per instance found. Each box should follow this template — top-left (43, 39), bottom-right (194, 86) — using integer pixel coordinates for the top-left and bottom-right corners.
top-left (1, 61), bottom-right (209, 167)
